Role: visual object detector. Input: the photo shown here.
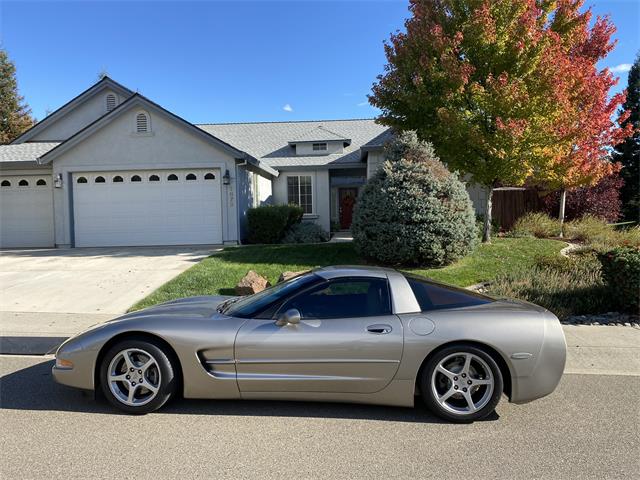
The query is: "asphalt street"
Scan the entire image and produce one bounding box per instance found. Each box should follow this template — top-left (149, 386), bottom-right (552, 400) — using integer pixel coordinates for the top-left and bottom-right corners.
top-left (1, 356), bottom-right (638, 480)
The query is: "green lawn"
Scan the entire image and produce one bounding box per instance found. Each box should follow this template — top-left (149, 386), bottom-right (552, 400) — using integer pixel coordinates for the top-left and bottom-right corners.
top-left (130, 237), bottom-right (565, 311)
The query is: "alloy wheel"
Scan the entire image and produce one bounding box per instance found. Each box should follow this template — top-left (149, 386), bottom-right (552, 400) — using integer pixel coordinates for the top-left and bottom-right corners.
top-left (107, 348), bottom-right (162, 407)
top-left (430, 352), bottom-right (494, 416)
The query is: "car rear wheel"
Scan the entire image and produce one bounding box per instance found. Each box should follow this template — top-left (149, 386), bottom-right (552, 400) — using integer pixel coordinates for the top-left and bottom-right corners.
top-left (421, 345), bottom-right (503, 423)
top-left (100, 339), bottom-right (177, 414)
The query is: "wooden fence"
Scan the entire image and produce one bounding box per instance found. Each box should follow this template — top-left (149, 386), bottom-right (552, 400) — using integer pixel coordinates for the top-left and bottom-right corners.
top-left (492, 188), bottom-right (544, 231)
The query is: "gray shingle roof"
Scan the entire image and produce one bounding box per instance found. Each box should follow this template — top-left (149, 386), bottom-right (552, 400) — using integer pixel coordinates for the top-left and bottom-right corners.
top-left (288, 125), bottom-right (350, 144)
top-left (197, 119), bottom-right (390, 169)
top-left (0, 142), bottom-right (60, 163)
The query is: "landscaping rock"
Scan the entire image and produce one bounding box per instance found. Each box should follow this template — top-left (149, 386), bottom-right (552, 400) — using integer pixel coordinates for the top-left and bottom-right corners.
top-left (235, 270), bottom-right (271, 295)
top-left (562, 311), bottom-right (640, 326)
top-left (277, 270), bottom-right (310, 283)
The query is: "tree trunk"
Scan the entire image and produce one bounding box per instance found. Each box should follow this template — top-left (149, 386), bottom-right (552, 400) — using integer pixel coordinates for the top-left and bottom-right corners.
top-left (482, 186), bottom-right (494, 243)
top-left (558, 188), bottom-right (567, 238)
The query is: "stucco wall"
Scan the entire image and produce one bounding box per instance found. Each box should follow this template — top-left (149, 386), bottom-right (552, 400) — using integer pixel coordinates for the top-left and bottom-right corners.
top-left (49, 103), bottom-right (240, 247)
top-left (366, 151), bottom-right (385, 178)
top-left (466, 182), bottom-right (488, 216)
top-left (31, 89), bottom-right (130, 142)
top-left (257, 174), bottom-right (272, 206)
top-left (272, 169), bottom-right (330, 232)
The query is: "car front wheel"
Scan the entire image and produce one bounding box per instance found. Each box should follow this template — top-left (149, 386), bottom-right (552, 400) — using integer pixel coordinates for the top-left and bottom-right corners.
top-left (421, 345), bottom-right (503, 423)
top-left (100, 338), bottom-right (177, 414)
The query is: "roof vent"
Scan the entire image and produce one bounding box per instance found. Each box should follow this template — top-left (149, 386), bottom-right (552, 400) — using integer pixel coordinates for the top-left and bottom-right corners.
top-left (136, 112), bottom-right (149, 133)
top-left (106, 93), bottom-right (117, 112)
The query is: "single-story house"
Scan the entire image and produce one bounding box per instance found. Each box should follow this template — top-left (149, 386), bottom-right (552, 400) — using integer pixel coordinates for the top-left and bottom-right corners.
top-left (0, 77), bottom-right (488, 248)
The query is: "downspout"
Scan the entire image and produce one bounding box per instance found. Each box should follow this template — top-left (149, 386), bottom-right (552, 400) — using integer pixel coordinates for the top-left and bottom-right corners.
top-left (235, 159), bottom-right (248, 245)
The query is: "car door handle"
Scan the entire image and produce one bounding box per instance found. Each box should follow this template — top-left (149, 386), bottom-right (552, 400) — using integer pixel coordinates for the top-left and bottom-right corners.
top-left (367, 324), bottom-right (392, 334)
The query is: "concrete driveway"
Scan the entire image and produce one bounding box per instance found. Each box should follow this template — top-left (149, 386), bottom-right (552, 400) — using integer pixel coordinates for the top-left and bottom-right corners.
top-left (0, 247), bottom-right (215, 337)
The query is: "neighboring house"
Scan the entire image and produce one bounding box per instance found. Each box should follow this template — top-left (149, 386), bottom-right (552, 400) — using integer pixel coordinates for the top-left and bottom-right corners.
top-left (0, 77), bottom-right (487, 248)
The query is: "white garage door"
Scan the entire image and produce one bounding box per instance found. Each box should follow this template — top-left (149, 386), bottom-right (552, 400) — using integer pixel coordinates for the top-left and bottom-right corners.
top-left (73, 169), bottom-right (223, 247)
top-left (0, 175), bottom-right (54, 248)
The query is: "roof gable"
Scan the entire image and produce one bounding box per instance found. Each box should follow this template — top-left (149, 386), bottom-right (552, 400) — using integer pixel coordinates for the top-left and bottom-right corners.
top-left (37, 93), bottom-right (278, 177)
top-left (288, 126), bottom-right (351, 145)
top-left (10, 76), bottom-right (134, 144)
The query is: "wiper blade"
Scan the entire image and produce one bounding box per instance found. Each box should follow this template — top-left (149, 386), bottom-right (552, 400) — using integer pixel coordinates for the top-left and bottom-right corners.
top-left (217, 297), bottom-right (240, 313)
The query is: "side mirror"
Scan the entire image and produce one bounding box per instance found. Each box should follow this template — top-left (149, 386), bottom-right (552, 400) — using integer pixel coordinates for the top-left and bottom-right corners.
top-left (275, 309), bottom-right (301, 326)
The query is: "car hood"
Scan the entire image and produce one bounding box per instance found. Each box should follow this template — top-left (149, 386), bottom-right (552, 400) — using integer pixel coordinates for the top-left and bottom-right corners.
top-left (111, 295), bottom-right (238, 323)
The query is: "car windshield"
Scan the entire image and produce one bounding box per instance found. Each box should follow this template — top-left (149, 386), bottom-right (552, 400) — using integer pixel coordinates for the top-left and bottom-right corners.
top-left (223, 273), bottom-right (321, 318)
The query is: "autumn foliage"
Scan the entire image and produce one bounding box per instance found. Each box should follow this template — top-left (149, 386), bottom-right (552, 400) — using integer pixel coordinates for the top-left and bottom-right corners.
top-left (542, 173), bottom-right (624, 223)
top-left (370, 0), bottom-right (633, 241)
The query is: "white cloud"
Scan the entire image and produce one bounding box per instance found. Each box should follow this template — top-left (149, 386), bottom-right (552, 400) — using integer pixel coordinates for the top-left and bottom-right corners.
top-left (282, 104), bottom-right (293, 112)
top-left (610, 63), bottom-right (632, 73)
top-left (357, 101), bottom-right (369, 107)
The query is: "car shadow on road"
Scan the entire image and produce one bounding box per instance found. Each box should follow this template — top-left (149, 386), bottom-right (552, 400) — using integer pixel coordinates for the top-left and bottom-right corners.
top-left (0, 360), bottom-right (499, 424)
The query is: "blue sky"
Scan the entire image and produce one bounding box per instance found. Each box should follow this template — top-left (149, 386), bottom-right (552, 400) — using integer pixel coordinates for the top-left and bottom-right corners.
top-left (1, 0), bottom-right (638, 123)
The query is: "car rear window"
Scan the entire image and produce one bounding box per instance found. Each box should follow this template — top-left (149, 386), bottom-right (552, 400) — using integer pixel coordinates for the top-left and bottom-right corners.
top-left (404, 274), bottom-right (493, 312)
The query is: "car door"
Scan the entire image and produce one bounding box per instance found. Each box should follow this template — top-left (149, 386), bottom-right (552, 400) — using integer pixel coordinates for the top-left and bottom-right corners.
top-left (234, 276), bottom-right (403, 394)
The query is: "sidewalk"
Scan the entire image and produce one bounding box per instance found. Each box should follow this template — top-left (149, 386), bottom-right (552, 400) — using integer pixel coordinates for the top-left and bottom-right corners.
top-left (563, 325), bottom-right (640, 376)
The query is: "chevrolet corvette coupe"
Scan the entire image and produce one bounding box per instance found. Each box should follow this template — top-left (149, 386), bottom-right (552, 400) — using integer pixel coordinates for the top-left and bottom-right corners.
top-left (53, 266), bottom-right (566, 422)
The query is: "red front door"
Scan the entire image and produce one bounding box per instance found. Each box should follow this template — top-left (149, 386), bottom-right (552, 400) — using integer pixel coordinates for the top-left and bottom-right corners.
top-left (339, 188), bottom-right (358, 229)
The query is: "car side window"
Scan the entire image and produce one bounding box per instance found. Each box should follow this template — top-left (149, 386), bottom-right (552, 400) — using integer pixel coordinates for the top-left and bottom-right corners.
top-left (281, 277), bottom-right (392, 319)
top-left (405, 274), bottom-right (493, 312)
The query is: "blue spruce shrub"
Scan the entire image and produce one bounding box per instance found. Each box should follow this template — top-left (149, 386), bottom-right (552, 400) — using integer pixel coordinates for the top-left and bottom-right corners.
top-left (352, 133), bottom-right (477, 266)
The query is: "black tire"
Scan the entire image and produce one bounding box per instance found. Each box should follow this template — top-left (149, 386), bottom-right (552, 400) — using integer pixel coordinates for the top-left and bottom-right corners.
top-left (420, 344), bottom-right (503, 423)
top-left (99, 338), bottom-right (177, 414)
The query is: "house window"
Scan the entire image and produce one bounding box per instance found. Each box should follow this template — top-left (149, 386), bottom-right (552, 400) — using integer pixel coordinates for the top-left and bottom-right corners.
top-left (149, 174), bottom-right (160, 182)
top-left (113, 175), bottom-right (124, 183)
top-left (204, 173), bottom-right (216, 180)
top-left (106, 94), bottom-right (117, 112)
top-left (95, 176), bottom-right (106, 183)
top-left (136, 112), bottom-right (149, 133)
top-left (36, 179), bottom-right (47, 186)
top-left (287, 175), bottom-right (312, 214)
top-left (18, 179), bottom-right (29, 186)
top-left (186, 173), bottom-right (197, 181)
top-left (312, 143), bottom-right (327, 151)
top-left (167, 174), bottom-right (178, 181)
top-left (76, 177), bottom-right (88, 184)
top-left (1, 180), bottom-right (11, 187)
top-left (131, 175), bottom-right (142, 182)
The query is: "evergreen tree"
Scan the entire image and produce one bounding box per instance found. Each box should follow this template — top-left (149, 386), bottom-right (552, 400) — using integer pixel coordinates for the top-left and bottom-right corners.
top-left (0, 48), bottom-right (34, 144)
top-left (613, 54), bottom-right (640, 222)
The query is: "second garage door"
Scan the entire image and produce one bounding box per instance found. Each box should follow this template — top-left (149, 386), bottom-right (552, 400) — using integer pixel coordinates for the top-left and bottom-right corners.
top-left (73, 169), bottom-right (223, 247)
top-left (0, 175), bottom-right (54, 248)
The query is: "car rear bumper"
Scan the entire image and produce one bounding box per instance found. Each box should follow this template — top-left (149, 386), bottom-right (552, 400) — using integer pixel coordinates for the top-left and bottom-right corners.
top-left (510, 313), bottom-right (567, 404)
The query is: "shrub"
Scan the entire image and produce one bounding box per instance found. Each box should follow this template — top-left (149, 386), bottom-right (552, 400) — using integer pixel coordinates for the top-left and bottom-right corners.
top-left (598, 247), bottom-right (640, 313)
top-left (510, 212), bottom-right (560, 238)
top-left (282, 222), bottom-right (330, 244)
top-left (564, 216), bottom-right (640, 250)
top-left (488, 252), bottom-right (610, 319)
top-left (542, 173), bottom-right (624, 222)
top-left (352, 133), bottom-right (477, 267)
top-left (564, 215), bottom-right (611, 242)
top-left (247, 205), bottom-right (304, 244)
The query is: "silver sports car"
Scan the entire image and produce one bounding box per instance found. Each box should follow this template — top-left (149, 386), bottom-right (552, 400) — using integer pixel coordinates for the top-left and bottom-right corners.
top-left (53, 266), bottom-right (566, 422)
